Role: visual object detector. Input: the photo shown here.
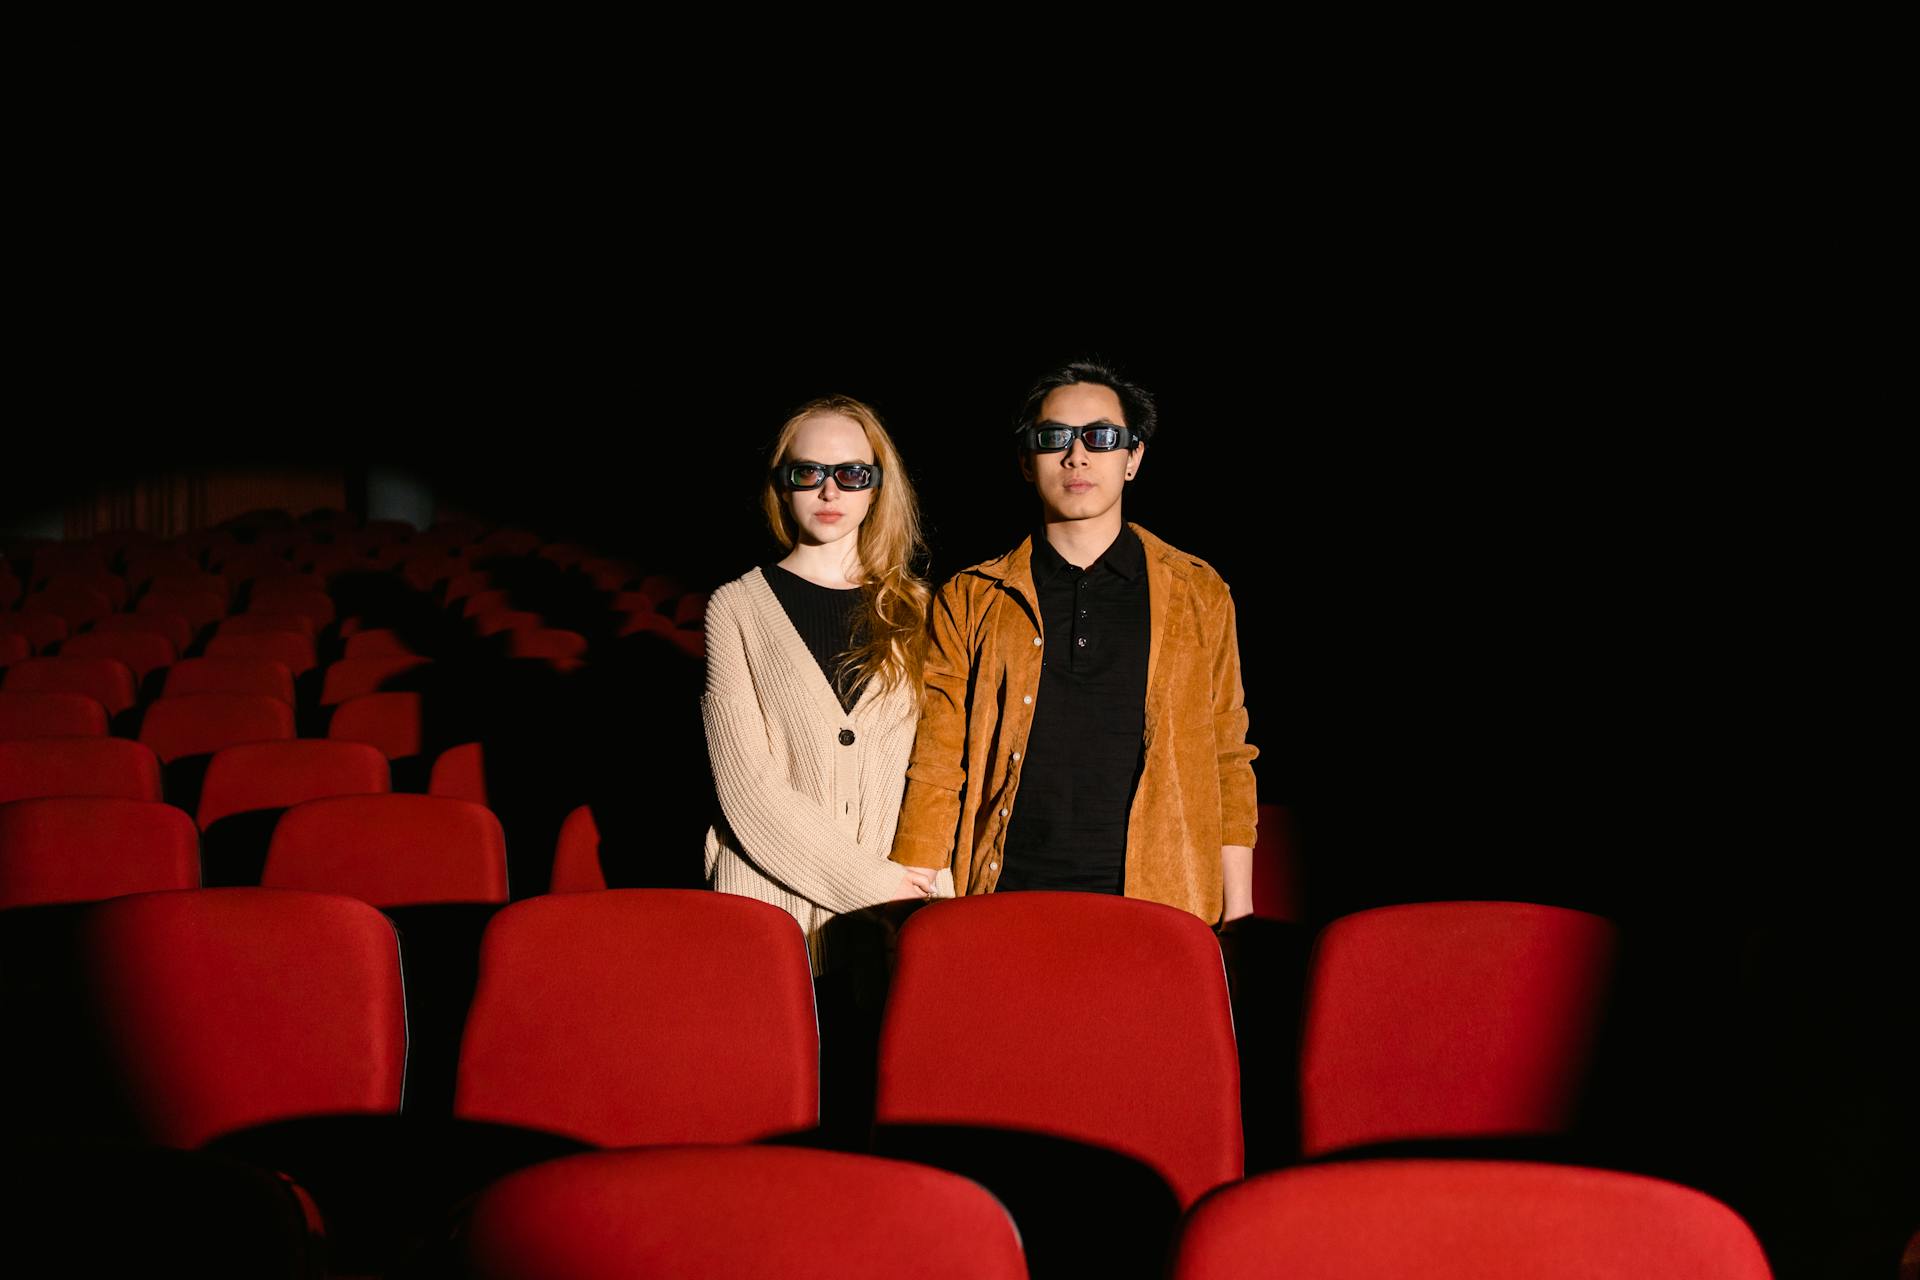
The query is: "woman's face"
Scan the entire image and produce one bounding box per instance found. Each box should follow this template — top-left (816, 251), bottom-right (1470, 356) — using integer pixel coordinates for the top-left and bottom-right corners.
top-left (783, 413), bottom-right (876, 547)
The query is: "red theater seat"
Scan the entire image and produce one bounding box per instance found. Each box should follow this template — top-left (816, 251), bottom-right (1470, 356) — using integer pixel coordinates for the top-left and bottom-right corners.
top-left (60, 630), bottom-right (177, 682)
top-left (549, 805), bottom-right (605, 892)
top-left (319, 656), bottom-right (431, 706)
top-left (263, 794), bottom-right (508, 906)
top-left (327, 692), bottom-right (424, 761)
top-left (460, 590), bottom-right (512, 619)
top-left (505, 628), bottom-right (587, 661)
top-left (0, 633), bottom-right (28, 667)
top-left (164, 657), bottom-right (296, 704)
top-left (246, 588), bottom-right (335, 630)
top-left (22, 586), bottom-right (113, 630)
top-left (461, 1147), bottom-right (1028, 1280)
top-left (88, 611), bottom-right (194, 656)
top-left (197, 741), bottom-right (390, 829)
top-left (0, 797), bottom-right (199, 908)
top-left (876, 893), bottom-right (1242, 1209)
top-left (215, 613), bottom-right (315, 639)
top-left (139, 587), bottom-right (228, 634)
top-left (44, 570), bottom-right (129, 611)
top-left (0, 612), bottom-right (70, 654)
top-left (3, 656), bottom-right (138, 716)
top-left (341, 629), bottom-right (419, 659)
top-left (1298, 901), bottom-right (1618, 1158)
top-left (1169, 1160), bottom-right (1770, 1280)
top-left (139, 694), bottom-right (295, 764)
top-left (455, 891), bottom-right (818, 1147)
top-left (206, 630), bottom-right (317, 676)
top-left (429, 742), bottom-right (487, 804)
top-left (79, 888), bottom-right (406, 1148)
top-left (0, 691), bottom-right (108, 739)
top-left (473, 610), bottom-right (542, 637)
top-left (0, 738), bottom-right (163, 803)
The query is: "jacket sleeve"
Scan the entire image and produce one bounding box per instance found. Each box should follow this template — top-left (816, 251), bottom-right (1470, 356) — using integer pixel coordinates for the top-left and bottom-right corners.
top-left (701, 588), bottom-right (913, 914)
top-left (1210, 583), bottom-right (1260, 848)
top-left (889, 575), bottom-right (972, 870)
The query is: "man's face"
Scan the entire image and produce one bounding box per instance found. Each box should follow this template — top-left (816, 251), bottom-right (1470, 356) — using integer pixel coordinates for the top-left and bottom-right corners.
top-left (1020, 381), bottom-right (1143, 525)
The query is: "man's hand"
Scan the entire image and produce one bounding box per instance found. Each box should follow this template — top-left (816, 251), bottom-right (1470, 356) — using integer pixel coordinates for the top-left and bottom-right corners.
top-left (1221, 844), bottom-right (1254, 922)
top-left (891, 866), bottom-right (940, 901)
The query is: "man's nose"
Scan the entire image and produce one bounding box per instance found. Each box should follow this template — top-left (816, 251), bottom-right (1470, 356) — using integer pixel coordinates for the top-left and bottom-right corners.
top-left (1063, 437), bottom-right (1091, 465)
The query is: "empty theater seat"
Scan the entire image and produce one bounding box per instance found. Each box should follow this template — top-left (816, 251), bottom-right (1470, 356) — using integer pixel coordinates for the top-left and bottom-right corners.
top-left (78, 888), bottom-right (406, 1148)
top-left (58, 631), bottom-right (176, 683)
top-left (196, 740), bottom-right (390, 829)
top-left (263, 794), bottom-right (508, 906)
top-left (0, 691), bottom-right (108, 740)
top-left (1298, 901), bottom-right (1618, 1158)
top-left (455, 891), bottom-right (817, 1147)
top-left (0, 738), bottom-right (163, 804)
top-left (319, 656), bottom-right (432, 706)
top-left (1, 611), bottom-right (71, 654)
top-left (88, 611), bottom-right (194, 656)
top-left (164, 657), bottom-right (297, 704)
top-left (0, 633), bottom-right (28, 668)
top-left (1168, 1160), bottom-right (1771, 1280)
top-left (327, 692), bottom-right (425, 762)
top-left (0, 797), bottom-right (199, 908)
top-left (138, 694), bottom-right (296, 764)
top-left (876, 892), bottom-right (1242, 1210)
top-left (205, 631), bottom-right (317, 676)
top-left (458, 1147), bottom-right (1028, 1280)
top-left (549, 805), bottom-right (604, 893)
top-left (3, 656), bottom-right (139, 716)
top-left (429, 742), bottom-right (487, 805)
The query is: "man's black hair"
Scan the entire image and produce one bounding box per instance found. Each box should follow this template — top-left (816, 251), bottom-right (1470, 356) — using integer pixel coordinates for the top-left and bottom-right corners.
top-left (1014, 359), bottom-right (1157, 443)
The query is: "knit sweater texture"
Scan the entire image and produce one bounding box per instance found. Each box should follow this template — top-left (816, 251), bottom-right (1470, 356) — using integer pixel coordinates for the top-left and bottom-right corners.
top-left (702, 567), bottom-right (951, 973)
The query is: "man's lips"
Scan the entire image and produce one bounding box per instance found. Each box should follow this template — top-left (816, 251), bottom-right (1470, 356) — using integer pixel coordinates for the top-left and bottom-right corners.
top-left (1065, 480), bottom-right (1095, 493)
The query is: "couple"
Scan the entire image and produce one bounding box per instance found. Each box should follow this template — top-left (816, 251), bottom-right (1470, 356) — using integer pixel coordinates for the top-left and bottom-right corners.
top-left (702, 360), bottom-right (1259, 976)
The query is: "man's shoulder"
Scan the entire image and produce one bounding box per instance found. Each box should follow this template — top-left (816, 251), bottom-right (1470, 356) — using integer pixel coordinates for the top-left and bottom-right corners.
top-left (933, 541), bottom-right (1029, 596)
top-left (1130, 524), bottom-right (1232, 595)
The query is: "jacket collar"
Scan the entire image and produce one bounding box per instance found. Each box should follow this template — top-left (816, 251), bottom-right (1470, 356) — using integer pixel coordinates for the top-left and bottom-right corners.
top-left (972, 522), bottom-right (1192, 586)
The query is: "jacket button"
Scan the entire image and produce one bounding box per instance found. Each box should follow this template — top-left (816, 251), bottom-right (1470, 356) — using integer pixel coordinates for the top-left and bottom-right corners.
top-left (1011, 752), bottom-right (1021, 762)
top-left (838, 729), bottom-right (855, 745)
top-left (1022, 695), bottom-right (1032, 704)
top-left (999, 808), bottom-right (1008, 818)
top-left (1032, 636), bottom-right (1042, 646)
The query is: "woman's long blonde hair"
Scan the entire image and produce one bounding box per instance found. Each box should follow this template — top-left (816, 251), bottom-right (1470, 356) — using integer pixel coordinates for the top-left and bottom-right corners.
top-left (761, 395), bottom-right (931, 697)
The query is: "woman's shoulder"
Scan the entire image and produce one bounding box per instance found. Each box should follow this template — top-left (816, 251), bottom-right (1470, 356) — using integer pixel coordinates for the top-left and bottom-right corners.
top-left (708, 569), bottom-right (773, 613)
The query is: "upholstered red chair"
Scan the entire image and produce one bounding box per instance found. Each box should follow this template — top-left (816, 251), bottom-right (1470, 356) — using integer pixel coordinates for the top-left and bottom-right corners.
top-left (138, 587), bottom-right (227, 635)
top-left (205, 630), bottom-right (317, 676)
top-left (246, 587), bottom-right (335, 629)
top-left (60, 629), bottom-right (175, 683)
top-left (79, 888), bottom-right (406, 1148)
top-left (0, 612), bottom-right (70, 654)
top-left (196, 741), bottom-right (390, 829)
top-left (876, 892), bottom-right (1242, 1209)
top-left (215, 613), bottom-right (315, 639)
top-left (88, 611), bottom-right (194, 656)
top-left (21, 586), bottom-right (114, 631)
top-left (548, 805), bottom-right (604, 893)
top-left (460, 590), bottom-right (513, 620)
top-left (327, 692), bottom-right (425, 762)
top-left (460, 1147), bottom-right (1028, 1280)
top-left (164, 657), bottom-right (296, 704)
top-left (1169, 1160), bottom-right (1771, 1279)
top-left (318, 656), bottom-right (431, 707)
top-left (0, 633), bottom-right (28, 668)
top-left (1298, 901), bottom-right (1618, 1158)
top-left (429, 742), bottom-right (487, 804)
top-left (263, 794), bottom-right (508, 907)
top-left (455, 891), bottom-right (817, 1147)
top-left (43, 569), bottom-right (129, 611)
top-left (473, 610), bottom-right (543, 637)
top-left (0, 738), bottom-right (162, 804)
top-left (0, 797), bottom-right (199, 907)
top-left (504, 628), bottom-right (587, 661)
top-left (3, 656), bottom-right (138, 716)
top-left (342, 628), bottom-right (420, 659)
top-left (138, 694), bottom-right (295, 765)
top-left (0, 691), bottom-right (108, 740)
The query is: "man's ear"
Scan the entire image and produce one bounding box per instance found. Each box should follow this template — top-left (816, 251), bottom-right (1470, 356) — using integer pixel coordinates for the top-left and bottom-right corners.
top-left (1017, 450), bottom-right (1035, 483)
top-left (1125, 441), bottom-right (1145, 480)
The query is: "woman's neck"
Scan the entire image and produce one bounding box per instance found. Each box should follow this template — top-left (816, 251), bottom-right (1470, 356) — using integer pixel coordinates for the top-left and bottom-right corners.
top-left (778, 538), bottom-right (865, 589)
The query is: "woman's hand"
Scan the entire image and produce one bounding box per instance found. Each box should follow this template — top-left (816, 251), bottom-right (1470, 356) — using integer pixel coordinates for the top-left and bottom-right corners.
top-left (891, 866), bottom-right (939, 901)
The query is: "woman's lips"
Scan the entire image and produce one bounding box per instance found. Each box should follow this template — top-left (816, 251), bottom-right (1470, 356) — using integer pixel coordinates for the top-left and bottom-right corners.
top-left (815, 511), bottom-right (843, 521)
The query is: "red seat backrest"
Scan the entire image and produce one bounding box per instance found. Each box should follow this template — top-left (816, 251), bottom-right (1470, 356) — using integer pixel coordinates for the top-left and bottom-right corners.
top-left (0, 738), bottom-right (162, 804)
top-left (263, 794), bottom-right (508, 906)
top-left (3, 657), bottom-right (138, 715)
top-left (317, 656), bottom-right (431, 706)
top-left (549, 805), bottom-right (605, 893)
top-left (196, 740), bottom-right (390, 828)
top-left (138, 694), bottom-right (295, 765)
top-left (163, 657), bottom-right (296, 704)
top-left (60, 631), bottom-right (176, 682)
top-left (0, 797), bottom-right (198, 908)
top-left (0, 691), bottom-right (108, 740)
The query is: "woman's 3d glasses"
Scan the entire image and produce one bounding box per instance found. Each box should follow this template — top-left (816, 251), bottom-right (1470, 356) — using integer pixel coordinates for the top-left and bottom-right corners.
top-left (776, 461), bottom-right (883, 491)
top-left (1018, 421), bottom-right (1141, 453)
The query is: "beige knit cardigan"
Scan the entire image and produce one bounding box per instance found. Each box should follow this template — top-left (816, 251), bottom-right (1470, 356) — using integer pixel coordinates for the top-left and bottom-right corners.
top-left (702, 568), bottom-right (952, 973)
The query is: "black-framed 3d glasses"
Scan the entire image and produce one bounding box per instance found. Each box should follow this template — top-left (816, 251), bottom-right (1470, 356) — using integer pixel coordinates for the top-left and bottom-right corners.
top-left (775, 461), bottom-right (884, 491)
top-left (1018, 421), bottom-right (1141, 453)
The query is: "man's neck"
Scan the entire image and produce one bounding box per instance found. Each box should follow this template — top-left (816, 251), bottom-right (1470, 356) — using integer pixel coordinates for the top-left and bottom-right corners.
top-left (1040, 510), bottom-right (1125, 569)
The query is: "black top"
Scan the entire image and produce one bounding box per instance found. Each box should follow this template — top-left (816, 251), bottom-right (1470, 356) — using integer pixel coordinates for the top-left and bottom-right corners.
top-left (764, 564), bottom-right (869, 713)
top-left (997, 525), bottom-right (1151, 894)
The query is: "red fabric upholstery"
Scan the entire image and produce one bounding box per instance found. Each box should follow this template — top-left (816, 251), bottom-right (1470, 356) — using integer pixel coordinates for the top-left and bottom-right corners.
top-left (0, 691), bottom-right (108, 739)
top-left (1299, 901), bottom-right (1618, 1157)
top-left (341, 628), bottom-right (419, 659)
top-left (139, 588), bottom-right (227, 634)
top-left (0, 612), bottom-right (70, 653)
top-left (455, 891), bottom-right (818, 1146)
top-left (327, 692), bottom-right (425, 760)
top-left (1170, 1160), bottom-right (1771, 1279)
top-left (4, 656), bottom-right (138, 715)
top-left (196, 740), bottom-right (390, 828)
top-left (123, 550), bottom-right (201, 588)
top-left (0, 633), bottom-right (29, 667)
top-left (205, 631), bottom-right (317, 676)
top-left (504, 628), bottom-right (588, 661)
top-left (0, 738), bottom-right (162, 803)
top-left (264, 794), bottom-right (508, 906)
top-left (215, 612), bottom-right (315, 639)
top-left (22, 586), bottom-right (113, 629)
top-left (141, 570), bottom-right (228, 603)
top-left (672, 591), bottom-right (709, 626)
top-left (440, 572), bottom-right (493, 605)
top-left (1249, 801), bottom-right (1304, 922)
top-left (32, 546), bottom-right (109, 578)
top-left (548, 805), bottom-right (605, 892)
top-left (429, 742), bottom-right (487, 804)
top-left (0, 797), bottom-right (198, 907)
top-left (318, 656), bottom-right (431, 706)
top-left (59, 631), bottom-right (177, 682)
top-left (80, 888), bottom-right (407, 1148)
top-left (139, 694), bottom-right (295, 764)
top-left (89, 611), bottom-right (194, 656)
top-left (45, 570), bottom-right (129, 611)
top-left (164, 657), bottom-right (296, 703)
top-left (474, 610), bottom-right (543, 637)
top-left (462, 1146), bottom-right (1027, 1280)
top-left (460, 590), bottom-right (513, 619)
top-left (246, 587), bottom-right (335, 628)
top-left (875, 893), bottom-right (1242, 1208)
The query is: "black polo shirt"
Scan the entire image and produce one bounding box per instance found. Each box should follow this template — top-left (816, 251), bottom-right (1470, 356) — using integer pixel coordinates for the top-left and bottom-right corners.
top-left (997, 525), bottom-right (1151, 894)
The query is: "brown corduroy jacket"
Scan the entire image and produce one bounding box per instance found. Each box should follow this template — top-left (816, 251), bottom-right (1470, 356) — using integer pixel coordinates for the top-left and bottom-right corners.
top-left (889, 523), bottom-right (1258, 924)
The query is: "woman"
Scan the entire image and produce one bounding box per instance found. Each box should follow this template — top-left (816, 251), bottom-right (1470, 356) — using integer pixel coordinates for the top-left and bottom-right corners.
top-left (702, 395), bottom-right (950, 975)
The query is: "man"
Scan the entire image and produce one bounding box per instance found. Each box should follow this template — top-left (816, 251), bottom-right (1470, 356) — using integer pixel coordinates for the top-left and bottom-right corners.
top-left (889, 359), bottom-right (1257, 924)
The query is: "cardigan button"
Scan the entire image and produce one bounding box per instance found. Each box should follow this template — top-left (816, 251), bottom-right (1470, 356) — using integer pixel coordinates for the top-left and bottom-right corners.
top-left (838, 729), bottom-right (855, 746)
